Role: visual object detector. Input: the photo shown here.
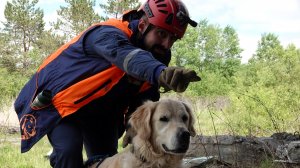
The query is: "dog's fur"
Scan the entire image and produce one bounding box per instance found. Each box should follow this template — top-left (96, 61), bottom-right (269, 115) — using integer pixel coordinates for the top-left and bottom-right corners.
top-left (93, 99), bottom-right (196, 168)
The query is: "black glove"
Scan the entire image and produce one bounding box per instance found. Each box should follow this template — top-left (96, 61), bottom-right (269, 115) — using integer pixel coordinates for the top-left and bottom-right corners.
top-left (158, 67), bottom-right (201, 93)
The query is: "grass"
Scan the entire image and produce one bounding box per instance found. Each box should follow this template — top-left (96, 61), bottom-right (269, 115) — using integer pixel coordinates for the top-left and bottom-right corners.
top-left (0, 95), bottom-right (299, 167)
top-left (0, 129), bottom-right (52, 168)
top-left (0, 127), bottom-right (126, 168)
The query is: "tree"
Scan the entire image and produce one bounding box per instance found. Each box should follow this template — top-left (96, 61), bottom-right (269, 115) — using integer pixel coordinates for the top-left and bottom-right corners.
top-left (34, 29), bottom-right (66, 59)
top-left (221, 26), bottom-right (242, 60)
top-left (251, 33), bottom-right (284, 62)
top-left (171, 26), bottom-right (200, 69)
top-left (0, 32), bottom-right (18, 72)
top-left (2, 0), bottom-right (44, 72)
top-left (100, 0), bottom-right (140, 19)
top-left (197, 20), bottom-right (242, 72)
top-left (52, 0), bottom-right (102, 40)
top-left (171, 20), bottom-right (242, 96)
top-left (198, 21), bottom-right (242, 89)
top-left (229, 41), bottom-right (300, 134)
top-left (4, 0), bottom-right (44, 53)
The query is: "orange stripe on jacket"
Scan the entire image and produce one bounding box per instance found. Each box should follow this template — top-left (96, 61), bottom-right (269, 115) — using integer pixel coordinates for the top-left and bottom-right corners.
top-left (99, 19), bottom-right (133, 38)
top-left (53, 66), bottom-right (125, 118)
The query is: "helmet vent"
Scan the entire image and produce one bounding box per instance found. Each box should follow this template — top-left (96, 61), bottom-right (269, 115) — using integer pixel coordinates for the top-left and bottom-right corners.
top-left (158, 10), bottom-right (168, 14)
top-left (154, 0), bottom-right (165, 4)
top-left (157, 4), bottom-right (167, 7)
top-left (165, 13), bottom-right (173, 25)
top-left (154, 0), bottom-right (168, 14)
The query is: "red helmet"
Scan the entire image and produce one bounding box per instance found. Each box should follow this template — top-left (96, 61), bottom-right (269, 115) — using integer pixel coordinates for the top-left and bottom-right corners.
top-left (139, 0), bottom-right (197, 39)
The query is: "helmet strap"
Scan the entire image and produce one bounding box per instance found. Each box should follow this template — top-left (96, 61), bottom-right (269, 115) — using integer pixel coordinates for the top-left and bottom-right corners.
top-left (133, 24), bottom-right (153, 50)
top-left (141, 24), bottom-right (153, 39)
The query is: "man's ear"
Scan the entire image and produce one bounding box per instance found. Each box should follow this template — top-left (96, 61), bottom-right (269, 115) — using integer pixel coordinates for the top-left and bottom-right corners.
top-left (138, 18), bottom-right (147, 33)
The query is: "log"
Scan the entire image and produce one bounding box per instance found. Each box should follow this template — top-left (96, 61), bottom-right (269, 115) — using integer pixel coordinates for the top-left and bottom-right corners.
top-left (185, 132), bottom-right (300, 167)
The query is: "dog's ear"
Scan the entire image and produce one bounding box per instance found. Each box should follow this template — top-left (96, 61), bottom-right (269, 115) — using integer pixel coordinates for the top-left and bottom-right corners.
top-left (182, 102), bottom-right (196, 137)
top-left (122, 123), bottom-right (136, 148)
top-left (129, 101), bottom-right (155, 141)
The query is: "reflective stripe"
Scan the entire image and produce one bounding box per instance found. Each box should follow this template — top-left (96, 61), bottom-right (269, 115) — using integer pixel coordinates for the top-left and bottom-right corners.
top-left (123, 49), bottom-right (143, 73)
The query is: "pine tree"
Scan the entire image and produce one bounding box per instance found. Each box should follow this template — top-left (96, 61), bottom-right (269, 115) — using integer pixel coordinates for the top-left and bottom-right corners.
top-left (4, 0), bottom-right (44, 53)
top-left (52, 0), bottom-right (102, 39)
top-left (100, 0), bottom-right (140, 19)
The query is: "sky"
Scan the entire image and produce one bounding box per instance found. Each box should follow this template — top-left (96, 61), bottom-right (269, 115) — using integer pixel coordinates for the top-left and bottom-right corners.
top-left (1, 0), bottom-right (300, 63)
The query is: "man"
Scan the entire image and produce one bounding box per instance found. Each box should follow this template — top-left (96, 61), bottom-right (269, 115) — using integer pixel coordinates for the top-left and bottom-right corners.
top-left (14, 0), bottom-right (200, 167)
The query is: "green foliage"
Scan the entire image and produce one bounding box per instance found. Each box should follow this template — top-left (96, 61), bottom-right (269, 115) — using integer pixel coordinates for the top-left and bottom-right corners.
top-left (173, 27), bottom-right (300, 136)
top-left (100, 0), bottom-right (141, 18)
top-left (227, 48), bottom-right (300, 135)
top-left (4, 0), bottom-right (44, 53)
top-left (52, 0), bottom-right (102, 39)
top-left (171, 26), bottom-right (200, 69)
top-left (0, 32), bottom-right (18, 72)
top-left (188, 72), bottom-right (232, 96)
top-left (172, 20), bottom-right (242, 96)
top-left (34, 30), bottom-right (66, 58)
top-left (0, 68), bottom-right (30, 106)
top-left (251, 33), bottom-right (284, 62)
top-left (2, 0), bottom-right (45, 74)
top-left (197, 20), bottom-right (242, 73)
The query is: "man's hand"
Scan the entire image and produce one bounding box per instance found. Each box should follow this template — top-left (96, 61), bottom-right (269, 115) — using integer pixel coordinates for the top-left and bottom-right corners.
top-left (158, 67), bottom-right (201, 93)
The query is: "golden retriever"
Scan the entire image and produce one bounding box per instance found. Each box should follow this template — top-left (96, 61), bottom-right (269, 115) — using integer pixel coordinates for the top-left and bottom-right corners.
top-left (91, 99), bottom-right (196, 168)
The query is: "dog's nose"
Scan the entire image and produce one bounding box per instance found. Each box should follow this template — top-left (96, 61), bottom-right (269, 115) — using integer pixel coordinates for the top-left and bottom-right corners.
top-left (178, 130), bottom-right (190, 143)
top-left (176, 129), bottom-right (190, 152)
top-left (177, 127), bottom-right (190, 144)
top-left (174, 128), bottom-right (191, 153)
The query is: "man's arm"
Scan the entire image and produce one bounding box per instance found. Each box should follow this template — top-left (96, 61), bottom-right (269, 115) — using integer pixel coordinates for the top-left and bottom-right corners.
top-left (83, 25), bottom-right (166, 85)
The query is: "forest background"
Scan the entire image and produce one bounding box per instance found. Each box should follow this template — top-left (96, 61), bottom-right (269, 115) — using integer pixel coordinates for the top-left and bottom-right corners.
top-left (0, 0), bottom-right (299, 138)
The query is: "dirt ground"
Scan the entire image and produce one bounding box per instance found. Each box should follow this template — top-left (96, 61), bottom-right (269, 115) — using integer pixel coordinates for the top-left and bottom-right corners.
top-left (0, 102), bottom-right (19, 127)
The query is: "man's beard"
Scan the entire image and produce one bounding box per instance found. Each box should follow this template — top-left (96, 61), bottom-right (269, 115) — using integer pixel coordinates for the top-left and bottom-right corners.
top-left (135, 33), bottom-right (170, 65)
top-left (148, 44), bottom-right (168, 58)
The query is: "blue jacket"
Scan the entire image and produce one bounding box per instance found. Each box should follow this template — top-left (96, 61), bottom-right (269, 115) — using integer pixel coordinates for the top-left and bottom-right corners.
top-left (14, 18), bottom-right (170, 153)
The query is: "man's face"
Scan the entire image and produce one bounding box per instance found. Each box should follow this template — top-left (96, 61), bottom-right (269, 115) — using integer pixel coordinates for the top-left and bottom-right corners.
top-left (143, 25), bottom-right (178, 57)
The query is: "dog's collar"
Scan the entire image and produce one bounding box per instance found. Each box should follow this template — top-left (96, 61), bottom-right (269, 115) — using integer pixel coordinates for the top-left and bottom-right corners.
top-left (84, 155), bottom-right (108, 168)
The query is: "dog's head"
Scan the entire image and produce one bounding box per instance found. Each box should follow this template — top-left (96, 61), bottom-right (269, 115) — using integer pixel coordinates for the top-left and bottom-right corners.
top-left (123, 99), bottom-right (196, 156)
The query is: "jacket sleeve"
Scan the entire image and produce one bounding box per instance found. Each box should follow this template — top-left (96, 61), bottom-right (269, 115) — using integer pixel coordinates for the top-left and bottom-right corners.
top-left (83, 25), bottom-right (166, 85)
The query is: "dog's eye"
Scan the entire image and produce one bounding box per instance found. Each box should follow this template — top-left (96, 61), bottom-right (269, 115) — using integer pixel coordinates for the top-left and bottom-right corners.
top-left (182, 115), bottom-right (188, 122)
top-left (160, 116), bottom-right (169, 122)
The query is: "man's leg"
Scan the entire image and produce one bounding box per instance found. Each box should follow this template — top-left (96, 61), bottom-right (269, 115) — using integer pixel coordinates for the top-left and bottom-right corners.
top-left (47, 117), bottom-right (84, 168)
top-left (81, 111), bottom-right (121, 158)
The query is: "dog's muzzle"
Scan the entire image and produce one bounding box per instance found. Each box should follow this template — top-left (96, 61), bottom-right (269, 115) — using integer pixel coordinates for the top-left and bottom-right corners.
top-left (162, 128), bottom-right (190, 154)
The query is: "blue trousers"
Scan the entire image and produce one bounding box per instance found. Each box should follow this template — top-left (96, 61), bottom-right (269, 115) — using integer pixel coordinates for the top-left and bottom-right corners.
top-left (47, 102), bottom-right (125, 168)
